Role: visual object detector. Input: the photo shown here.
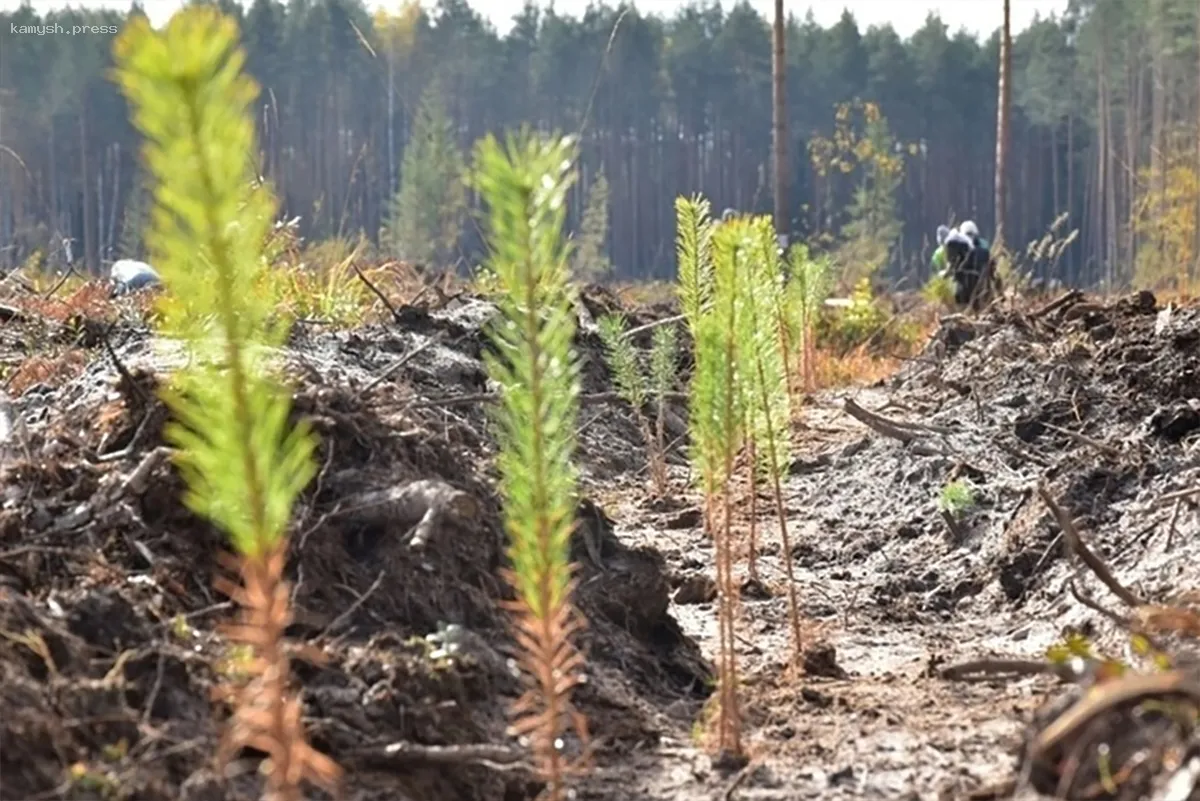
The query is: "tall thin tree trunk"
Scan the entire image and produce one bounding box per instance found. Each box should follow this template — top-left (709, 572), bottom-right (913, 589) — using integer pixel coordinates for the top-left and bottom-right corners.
top-left (1051, 126), bottom-right (1060, 222)
top-left (771, 0), bottom-right (787, 242)
top-left (994, 0), bottom-right (1011, 246)
top-left (80, 97), bottom-right (94, 274)
top-left (1067, 111), bottom-right (1075, 278)
top-left (1195, 0), bottom-right (1200, 279)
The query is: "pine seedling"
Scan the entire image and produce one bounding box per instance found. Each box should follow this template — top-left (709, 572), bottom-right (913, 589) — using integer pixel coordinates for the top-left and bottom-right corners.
top-left (675, 194), bottom-right (715, 331)
top-left (472, 128), bottom-right (590, 800)
top-left (786, 246), bottom-right (832, 394)
top-left (937, 478), bottom-right (977, 541)
top-left (597, 313), bottom-right (669, 496)
top-left (705, 208), bottom-right (748, 759)
top-left (739, 216), bottom-right (804, 667)
top-left (649, 322), bottom-right (679, 493)
top-left (111, 10), bottom-right (340, 801)
top-left (676, 194), bottom-right (744, 757)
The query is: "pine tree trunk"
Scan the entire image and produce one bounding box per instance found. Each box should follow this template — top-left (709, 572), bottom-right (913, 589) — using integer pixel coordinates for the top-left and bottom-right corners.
top-left (771, 0), bottom-right (787, 241)
top-left (80, 97), bottom-right (94, 274)
top-left (993, 0), bottom-right (1011, 246)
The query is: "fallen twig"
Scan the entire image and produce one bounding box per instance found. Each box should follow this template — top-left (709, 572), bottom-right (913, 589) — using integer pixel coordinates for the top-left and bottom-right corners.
top-left (1155, 486), bottom-right (1200, 508)
top-left (42, 265), bottom-right (78, 298)
top-left (354, 740), bottom-right (530, 771)
top-left (1032, 670), bottom-right (1200, 762)
top-left (318, 569), bottom-right (385, 639)
top-left (361, 332), bottom-right (444, 394)
top-left (337, 478), bottom-right (480, 552)
top-left (1029, 289), bottom-right (1084, 321)
top-left (1038, 486), bottom-right (1144, 608)
top-left (623, 313), bottom-right (684, 339)
top-left (940, 658), bottom-right (1078, 683)
top-left (1067, 578), bottom-right (1131, 629)
top-left (1040, 422), bottom-right (1122, 459)
top-left (353, 263), bottom-right (402, 323)
top-left (841, 398), bottom-right (919, 444)
top-left (100, 321), bottom-right (149, 406)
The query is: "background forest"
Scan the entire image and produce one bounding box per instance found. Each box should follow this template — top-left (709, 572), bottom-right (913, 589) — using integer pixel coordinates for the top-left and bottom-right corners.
top-left (1, 0), bottom-right (1198, 290)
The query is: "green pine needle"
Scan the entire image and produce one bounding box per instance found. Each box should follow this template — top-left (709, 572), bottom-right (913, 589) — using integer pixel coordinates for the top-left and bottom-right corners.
top-left (649, 323), bottom-right (679, 401)
top-left (472, 126), bottom-right (582, 630)
top-left (597, 313), bottom-right (647, 410)
top-left (112, 7), bottom-right (316, 559)
top-left (675, 194), bottom-right (715, 331)
top-left (472, 127), bottom-right (588, 796)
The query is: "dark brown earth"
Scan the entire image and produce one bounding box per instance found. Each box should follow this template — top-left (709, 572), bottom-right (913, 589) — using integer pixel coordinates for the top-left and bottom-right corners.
top-left (2, 284), bottom-right (1199, 801)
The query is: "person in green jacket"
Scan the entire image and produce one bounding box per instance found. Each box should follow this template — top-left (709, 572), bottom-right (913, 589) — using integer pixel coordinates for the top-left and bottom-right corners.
top-left (931, 225), bottom-right (950, 273)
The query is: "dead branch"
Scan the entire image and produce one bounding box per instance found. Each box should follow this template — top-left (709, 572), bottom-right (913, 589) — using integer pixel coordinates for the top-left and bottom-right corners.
top-left (1032, 670), bottom-right (1200, 762)
top-left (1040, 422), bottom-right (1122, 459)
top-left (623, 313), bottom-right (684, 339)
top-left (994, 436), bottom-right (1051, 467)
top-left (120, 446), bottom-right (173, 495)
top-left (939, 658), bottom-right (1080, 683)
top-left (1038, 486), bottom-right (1144, 608)
top-left (1029, 289), bottom-right (1084, 321)
top-left (841, 398), bottom-right (920, 444)
top-left (95, 410), bottom-right (156, 463)
top-left (318, 569), bottom-right (385, 639)
top-left (354, 740), bottom-right (529, 771)
top-left (100, 321), bottom-right (149, 406)
top-left (1068, 578), bottom-right (1132, 628)
top-left (42, 265), bottom-right (78, 298)
top-left (353, 263), bottom-right (402, 323)
top-left (0, 304), bottom-right (28, 323)
top-left (1155, 486), bottom-right (1200, 508)
top-left (361, 332), bottom-right (444, 394)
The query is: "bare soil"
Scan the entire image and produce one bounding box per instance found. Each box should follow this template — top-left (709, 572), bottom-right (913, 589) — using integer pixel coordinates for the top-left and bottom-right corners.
top-left (2, 285), bottom-right (1199, 801)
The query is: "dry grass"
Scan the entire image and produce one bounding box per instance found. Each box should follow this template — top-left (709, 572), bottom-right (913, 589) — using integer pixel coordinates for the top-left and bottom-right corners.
top-left (812, 345), bottom-right (903, 388)
top-left (613, 280), bottom-right (677, 307)
top-left (15, 280), bottom-right (116, 324)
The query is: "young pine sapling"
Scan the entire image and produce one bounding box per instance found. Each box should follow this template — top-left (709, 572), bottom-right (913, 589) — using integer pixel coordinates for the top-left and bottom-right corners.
top-left (785, 246), bottom-right (832, 395)
top-left (472, 128), bottom-right (591, 801)
top-left (112, 9), bottom-right (340, 801)
top-left (735, 216), bottom-right (804, 667)
top-left (597, 313), bottom-right (678, 497)
top-left (679, 194), bottom-right (745, 759)
top-left (937, 478), bottom-right (977, 542)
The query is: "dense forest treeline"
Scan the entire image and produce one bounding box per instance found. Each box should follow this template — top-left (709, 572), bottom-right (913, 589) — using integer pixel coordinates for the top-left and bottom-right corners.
top-left (0, 0), bottom-right (1198, 288)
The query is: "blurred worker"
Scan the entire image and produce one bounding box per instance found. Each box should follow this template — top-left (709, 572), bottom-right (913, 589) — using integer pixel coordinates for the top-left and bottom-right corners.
top-left (931, 225), bottom-right (950, 274)
top-left (956, 220), bottom-right (992, 308)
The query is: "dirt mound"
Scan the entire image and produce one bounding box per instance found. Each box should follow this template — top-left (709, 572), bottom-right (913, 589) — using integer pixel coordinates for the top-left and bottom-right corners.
top-left (777, 291), bottom-right (1199, 622)
top-left (0, 289), bottom-right (708, 801)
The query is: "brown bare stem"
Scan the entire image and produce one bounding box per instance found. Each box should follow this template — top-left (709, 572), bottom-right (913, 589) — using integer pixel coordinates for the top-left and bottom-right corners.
top-left (746, 436), bottom-right (760, 583)
top-left (748, 351), bottom-right (803, 666)
top-left (214, 544), bottom-right (342, 801)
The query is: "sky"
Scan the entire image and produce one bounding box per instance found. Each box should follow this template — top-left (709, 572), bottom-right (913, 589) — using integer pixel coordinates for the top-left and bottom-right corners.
top-left (2, 0), bottom-right (1070, 38)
